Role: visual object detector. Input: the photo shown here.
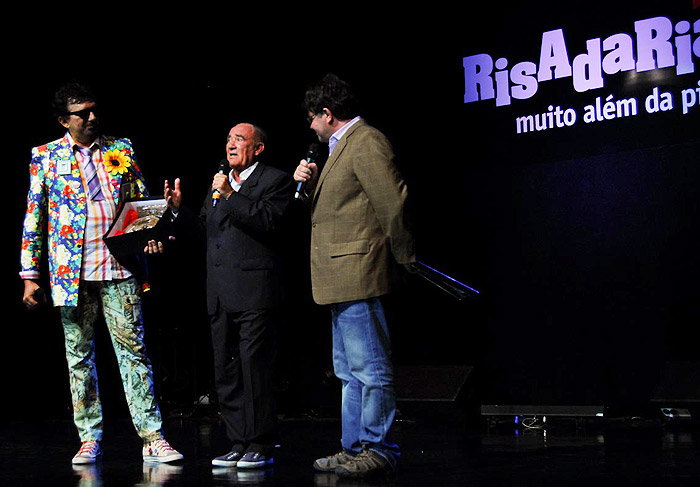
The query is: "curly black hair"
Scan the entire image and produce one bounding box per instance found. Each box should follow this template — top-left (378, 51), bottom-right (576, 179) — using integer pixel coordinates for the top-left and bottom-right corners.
top-left (303, 73), bottom-right (359, 121)
top-left (52, 83), bottom-right (96, 119)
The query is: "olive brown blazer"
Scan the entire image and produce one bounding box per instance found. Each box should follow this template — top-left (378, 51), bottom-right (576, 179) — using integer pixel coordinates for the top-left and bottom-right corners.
top-left (308, 120), bottom-right (416, 305)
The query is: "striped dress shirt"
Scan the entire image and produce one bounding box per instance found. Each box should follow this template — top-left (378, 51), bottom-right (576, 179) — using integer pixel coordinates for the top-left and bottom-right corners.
top-left (70, 135), bottom-right (131, 281)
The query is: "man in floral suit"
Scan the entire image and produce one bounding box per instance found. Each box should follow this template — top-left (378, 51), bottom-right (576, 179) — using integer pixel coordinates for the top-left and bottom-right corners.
top-left (20, 83), bottom-right (182, 465)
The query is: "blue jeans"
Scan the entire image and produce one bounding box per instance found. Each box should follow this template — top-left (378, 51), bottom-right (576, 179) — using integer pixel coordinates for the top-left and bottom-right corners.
top-left (331, 298), bottom-right (400, 466)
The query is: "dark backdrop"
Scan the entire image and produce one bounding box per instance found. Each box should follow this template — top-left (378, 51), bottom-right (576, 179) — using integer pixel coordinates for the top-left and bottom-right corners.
top-left (3, 1), bottom-right (699, 422)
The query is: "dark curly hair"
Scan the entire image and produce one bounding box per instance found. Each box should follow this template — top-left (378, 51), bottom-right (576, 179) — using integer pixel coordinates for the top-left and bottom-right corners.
top-left (52, 83), bottom-right (96, 119)
top-left (303, 73), bottom-right (359, 121)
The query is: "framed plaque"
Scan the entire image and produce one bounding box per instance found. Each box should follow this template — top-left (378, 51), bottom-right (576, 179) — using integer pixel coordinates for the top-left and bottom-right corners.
top-left (104, 197), bottom-right (169, 261)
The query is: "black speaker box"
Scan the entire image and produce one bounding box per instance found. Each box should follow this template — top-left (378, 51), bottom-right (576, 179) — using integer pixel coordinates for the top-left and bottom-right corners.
top-left (651, 360), bottom-right (700, 405)
top-left (394, 365), bottom-right (476, 423)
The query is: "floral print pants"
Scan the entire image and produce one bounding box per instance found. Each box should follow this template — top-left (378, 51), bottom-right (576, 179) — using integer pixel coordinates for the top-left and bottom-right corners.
top-left (59, 278), bottom-right (163, 442)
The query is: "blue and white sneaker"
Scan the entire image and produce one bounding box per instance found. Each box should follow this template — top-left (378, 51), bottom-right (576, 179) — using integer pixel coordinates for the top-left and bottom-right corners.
top-left (212, 450), bottom-right (244, 467)
top-left (236, 451), bottom-right (274, 469)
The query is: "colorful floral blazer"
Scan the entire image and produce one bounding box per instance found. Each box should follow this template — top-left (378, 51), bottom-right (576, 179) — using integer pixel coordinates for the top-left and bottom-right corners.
top-left (20, 134), bottom-right (149, 307)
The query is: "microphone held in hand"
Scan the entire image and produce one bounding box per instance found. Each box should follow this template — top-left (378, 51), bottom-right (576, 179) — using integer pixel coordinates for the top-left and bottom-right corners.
top-left (212, 159), bottom-right (227, 207)
top-left (295, 143), bottom-right (320, 199)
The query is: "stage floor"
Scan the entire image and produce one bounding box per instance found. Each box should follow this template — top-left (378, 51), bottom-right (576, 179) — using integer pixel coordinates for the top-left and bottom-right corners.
top-left (2, 410), bottom-right (699, 486)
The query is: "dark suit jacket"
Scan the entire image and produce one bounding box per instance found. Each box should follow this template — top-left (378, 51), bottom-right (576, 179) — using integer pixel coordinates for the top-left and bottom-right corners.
top-left (174, 163), bottom-right (294, 315)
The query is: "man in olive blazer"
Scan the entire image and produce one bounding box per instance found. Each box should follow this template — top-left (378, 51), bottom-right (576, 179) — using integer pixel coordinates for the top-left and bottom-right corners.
top-left (294, 74), bottom-right (415, 478)
top-left (308, 119), bottom-right (415, 304)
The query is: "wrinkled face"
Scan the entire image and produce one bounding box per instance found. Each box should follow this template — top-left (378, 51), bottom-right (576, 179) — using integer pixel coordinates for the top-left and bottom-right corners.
top-left (307, 110), bottom-right (331, 143)
top-left (60, 100), bottom-right (99, 145)
top-left (226, 123), bottom-right (263, 173)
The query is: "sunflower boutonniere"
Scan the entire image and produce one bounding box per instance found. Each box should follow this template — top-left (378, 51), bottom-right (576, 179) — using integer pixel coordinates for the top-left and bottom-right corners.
top-left (103, 149), bottom-right (132, 176)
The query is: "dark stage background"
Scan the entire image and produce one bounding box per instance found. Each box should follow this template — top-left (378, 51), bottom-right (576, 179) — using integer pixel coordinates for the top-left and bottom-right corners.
top-left (3, 1), bottom-right (699, 424)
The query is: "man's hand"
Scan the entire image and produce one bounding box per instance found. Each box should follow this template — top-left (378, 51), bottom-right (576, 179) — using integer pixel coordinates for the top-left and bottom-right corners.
top-left (294, 158), bottom-right (319, 194)
top-left (22, 280), bottom-right (43, 310)
top-left (164, 178), bottom-right (182, 213)
top-left (212, 173), bottom-right (234, 199)
top-left (143, 240), bottom-right (165, 254)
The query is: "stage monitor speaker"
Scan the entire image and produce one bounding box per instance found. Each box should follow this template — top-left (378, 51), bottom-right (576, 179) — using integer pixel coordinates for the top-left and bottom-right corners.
top-left (651, 360), bottom-right (700, 404)
top-left (480, 404), bottom-right (605, 417)
top-left (394, 365), bottom-right (475, 423)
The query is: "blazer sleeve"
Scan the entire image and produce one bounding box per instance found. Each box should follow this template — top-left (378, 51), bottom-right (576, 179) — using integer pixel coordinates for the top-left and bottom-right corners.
top-left (352, 130), bottom-right (416, 265)
top-left (19, 147), bottom-right (47, 280)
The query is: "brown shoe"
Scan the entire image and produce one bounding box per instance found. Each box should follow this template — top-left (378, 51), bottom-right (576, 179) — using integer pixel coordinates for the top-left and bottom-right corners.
top-left (313, 451), bottom-right (355, 472)
top-left (334, 449), bottom-right (395, 478)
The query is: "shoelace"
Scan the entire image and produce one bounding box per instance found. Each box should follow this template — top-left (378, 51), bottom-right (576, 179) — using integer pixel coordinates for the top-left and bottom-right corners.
top-left (78, 441), bottom-right (99, 455)
top-left (149, 439), bottom-right (175, 453)
top-left (324, 452), bottom-right (350, 463)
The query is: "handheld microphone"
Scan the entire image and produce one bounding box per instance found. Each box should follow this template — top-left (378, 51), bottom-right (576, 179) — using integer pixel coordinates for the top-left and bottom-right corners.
top-left (212, 159), bottom-right (227, 207)
top-left (295, 143), bottom-right (320, 199)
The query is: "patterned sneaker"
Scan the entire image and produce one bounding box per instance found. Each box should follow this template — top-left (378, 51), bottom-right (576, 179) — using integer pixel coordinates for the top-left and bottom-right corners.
top-left (236, 451), bottom-right (274, 469)
top-left (313, 450), bottom-right (355, 471)
top-left (142, 438), bottom-right (184, 463)
top-left (72, 441), bottom-right (102, 464)
top-left (334, 448), bottom-right (395, 478)
top-left (212, 449), bottom-right (244, 467)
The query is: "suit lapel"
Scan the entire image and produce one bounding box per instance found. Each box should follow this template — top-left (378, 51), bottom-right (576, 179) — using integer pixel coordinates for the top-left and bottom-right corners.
top-left (211, 163), bottom-right (263, 223)
top-left (52, 136), bottom-right (84, 194)
top-left (100, 137), bottom-right (123, 202)
top-left (56, 135), bottom-right (80, 173)
top-left (238, 163), bottom-right (262, 198)
top-left (313, 120), bottom-right (365, 206)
